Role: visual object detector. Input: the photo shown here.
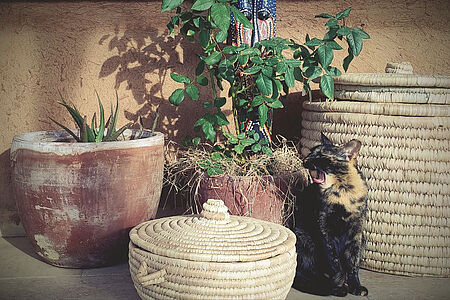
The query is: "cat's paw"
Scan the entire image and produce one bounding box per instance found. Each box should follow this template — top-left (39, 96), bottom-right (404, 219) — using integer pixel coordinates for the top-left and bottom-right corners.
top-left (331, 271), bottom-right (346, 286)
top-left (349, 285), bottom-right (368, 296)
top-left (332, 285), bottom-right (348, 297)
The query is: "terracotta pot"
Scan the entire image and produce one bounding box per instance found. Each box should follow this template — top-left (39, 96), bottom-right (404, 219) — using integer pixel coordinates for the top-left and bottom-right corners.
top-left (198, 174), bottom-right (300, 225)
top-left (10, 129), bottom-right (164, 268)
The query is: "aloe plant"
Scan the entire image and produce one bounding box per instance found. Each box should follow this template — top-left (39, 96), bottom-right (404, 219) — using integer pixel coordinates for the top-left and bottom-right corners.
top-left (50, 91), bottom-right (132, 142)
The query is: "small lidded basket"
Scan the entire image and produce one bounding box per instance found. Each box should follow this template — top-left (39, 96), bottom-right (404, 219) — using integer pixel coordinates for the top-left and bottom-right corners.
top-left (129, 199), bottom-right (297, 299)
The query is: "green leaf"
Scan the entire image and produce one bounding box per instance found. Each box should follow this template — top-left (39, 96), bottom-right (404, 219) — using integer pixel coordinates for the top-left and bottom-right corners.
top-left (215, 111), bottom-right (229, 125)
top-left (107, 123), bottom-right (131, 142)
top-left (170, 72), bottom-right (191, 84)
top-left (285, 66), bottom-right (295, 88)
top-left (237, 132), bottom-right (246, 139)
top-left (271, 79), bottom-right (279, 100)
top-left (251, 143), bottom-right (262, 153)
top-left (196, 60), bottom-right (205, 76)
top-left (204, 51), bottom-right (222, 65)
top-left (57, 101), bottom-right (83, 129)
top-left (326, 40), bottom-right (343, 50)
top-left (304, 38), bottom-right (322, 48)
top-left (230, 5), bottom-right (252, 29)
top-left (194, 117), bottom-right (206, 128)
top-left (336, 7), bottom-right (352, 20)
top-left (317, 45), bottom-right (334, 68)
top-left (240, 138), bottom-right (255, 147)
top-left (202, 120), bottom-right (216, 142)
top-left (223, 46), bottom-right (237, 54)
top-left (267, 99), bottom-right (283, 108)
top-left (258, 104), bottom-right (269, 126)
top-left (241, 48), bottom-right (261, 56)
top-left (251, 96), bottom-right (265, 107)
top-left (91, 113), bottom-right (97, 136)
top-left (326, 66), bottom-right (342, 76)
top-left (315, 13), bottom-right (334, 18)
top-left (50, 118), bottom-right (81, 142)
top-left (326, 18), bottom-right (338, 27)
top-left (199, 30), bottom-right (210, 48)
top-left (186, 84), bottom-right (199, 100)
top-left (95, 92), bottom-right (105, 142)
top-left (216, 30), bottom-right (228, 43)
top-left (337, 26), bottom-right (351, 36)
top-left (320, 74), bottom-right (334, 99)
top-left (202, 101), bottom-right (212, 109)
top-left (191, 0), bottom-right (214, 11)
top-left (233, 144), bottom-right (245, 155)
top-left (343, 51), bottom-right (354, 72)
top-left (211, 3), bottom-right (230, 32)
top-left (352, 27), bottom-right (370, 39)
top-left (251, 56), bottom-right (263, 64)
top-left (211, 152), bottom-right (223, 161)
top-left (276, 61), bottom-right (287, 74)
top-left (262, 145), bottom-right (273, 156)
top-left (285, 59), bottom-right (301, 68)
top-left (304, 65), bottom-right (323, 80)
top-left (196, 75), bottom-right (209, 86)
top-left (256, 73), bottom-right (273, 96)
top-left (161, 0), bottom-right (184, 12)
top-left (106, 91), bottom-right (120, 140)
top-left (238, 54), bottom-right (249, 66)
top-left (169, 88), bottom-right (185, 106)
top-left (261, 66), bottom-right (273, 77)
top-left (214, 97), bottom-right (226, 108)
top-left (243, 65), bottom-right (262, 75)
top-left (192, 136), bottom-right (201, 147)
top-left (347, 29), bottom-right (363, 56)
top-left (293, 67), bottom-right (303, 81)
top-left (207, 165), bottom-right (224, 176)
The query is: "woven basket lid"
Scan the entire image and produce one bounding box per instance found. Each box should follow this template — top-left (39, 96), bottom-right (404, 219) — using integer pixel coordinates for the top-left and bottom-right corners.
top-left (334, 62), bottom-right (450, 88)
top-left (129, 199), bottom-right (296, 263)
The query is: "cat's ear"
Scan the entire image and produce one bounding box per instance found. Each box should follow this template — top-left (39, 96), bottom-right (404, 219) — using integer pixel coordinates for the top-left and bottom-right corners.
top-left (342, 139), bottom-right (362, 160)
top-left (321, 133), bottom-right (333, 146)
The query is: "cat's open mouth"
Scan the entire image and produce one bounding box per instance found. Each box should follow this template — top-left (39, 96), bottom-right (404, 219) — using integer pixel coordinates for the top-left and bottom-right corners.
top-left (309, 169), bottom-right (326, 185)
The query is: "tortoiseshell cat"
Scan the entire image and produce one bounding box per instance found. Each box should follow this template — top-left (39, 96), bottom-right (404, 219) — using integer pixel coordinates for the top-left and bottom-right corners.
top-left (293, 133), bottom-right (368, 297)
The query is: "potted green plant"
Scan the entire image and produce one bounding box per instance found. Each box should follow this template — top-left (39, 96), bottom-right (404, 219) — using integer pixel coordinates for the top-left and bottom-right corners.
top-left (162, 0), bottom-right (369, 224)
top-left (10, 92), bottom-right (164, 268)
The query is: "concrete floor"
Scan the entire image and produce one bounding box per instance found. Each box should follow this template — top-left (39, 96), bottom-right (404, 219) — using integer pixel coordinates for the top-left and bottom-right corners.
top-left (0, 237), bottom-right (449, 300)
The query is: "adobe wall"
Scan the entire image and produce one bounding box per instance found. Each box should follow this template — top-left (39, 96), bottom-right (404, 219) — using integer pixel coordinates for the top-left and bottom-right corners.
top-left (1, 0), bottom-right (449, 235)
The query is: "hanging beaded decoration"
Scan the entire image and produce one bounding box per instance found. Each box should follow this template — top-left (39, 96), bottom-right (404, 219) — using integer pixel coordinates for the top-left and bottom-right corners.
top-left (230, 0), bottom-right (277, 144)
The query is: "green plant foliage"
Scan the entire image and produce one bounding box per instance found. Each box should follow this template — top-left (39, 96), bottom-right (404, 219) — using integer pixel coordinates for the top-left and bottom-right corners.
top-left (50, 91), bottom-right (133, 143)
top-left (161, 0), bottom-right (369, 175)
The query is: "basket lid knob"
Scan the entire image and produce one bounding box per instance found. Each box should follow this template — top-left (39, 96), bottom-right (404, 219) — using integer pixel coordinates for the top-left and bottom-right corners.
top-left (385, 62), bottom-right (413, 74)
top-left (200, 199), bottom-right (230, 221)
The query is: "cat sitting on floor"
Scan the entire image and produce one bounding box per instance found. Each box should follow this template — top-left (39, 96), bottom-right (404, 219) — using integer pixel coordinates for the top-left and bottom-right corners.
top-left (293, 133), bottom-right (369, 297)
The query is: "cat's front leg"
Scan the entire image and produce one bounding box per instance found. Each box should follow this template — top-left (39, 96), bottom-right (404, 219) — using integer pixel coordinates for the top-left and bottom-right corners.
top-left (343, 231), bottom-right (368, 296)
top-left (319, 218), bottom-right (348, 296)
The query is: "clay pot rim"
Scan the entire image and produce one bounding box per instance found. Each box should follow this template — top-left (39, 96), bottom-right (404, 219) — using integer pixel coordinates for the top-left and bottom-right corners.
top-left (11, 129), bottom-right (164, 155)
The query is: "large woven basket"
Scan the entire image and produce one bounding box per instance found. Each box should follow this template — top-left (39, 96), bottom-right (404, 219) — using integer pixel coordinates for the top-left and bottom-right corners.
top-left (129, 199), bottom-right (297, 299)
top-left (301, 62), bottom-right (450, 277)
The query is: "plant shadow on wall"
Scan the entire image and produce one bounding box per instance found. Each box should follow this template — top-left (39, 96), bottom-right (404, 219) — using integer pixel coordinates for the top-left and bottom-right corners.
top-left (98, 25), bottom-right (220, 143)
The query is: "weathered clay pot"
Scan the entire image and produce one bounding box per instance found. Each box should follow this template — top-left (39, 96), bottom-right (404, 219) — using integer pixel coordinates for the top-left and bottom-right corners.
top-left (10, 129), bottom-right (164, 268)
top-left (198, 174), bottom-right (301, 225)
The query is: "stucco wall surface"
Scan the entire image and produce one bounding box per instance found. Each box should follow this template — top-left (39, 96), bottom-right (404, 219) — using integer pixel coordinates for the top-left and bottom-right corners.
top-left (1, 0), bottom-right (449, 236)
